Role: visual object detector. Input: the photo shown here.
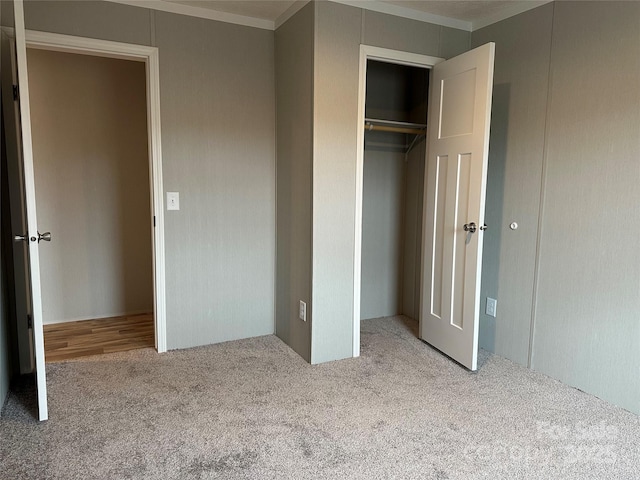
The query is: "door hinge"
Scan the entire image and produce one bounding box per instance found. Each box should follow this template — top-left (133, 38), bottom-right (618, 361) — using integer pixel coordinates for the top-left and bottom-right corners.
top-left (13, 85), bottom-right (18, 101)
top-left (27, 314), bottom-right (33, 329)
top-left (153, 215), bottom-right (156, 227)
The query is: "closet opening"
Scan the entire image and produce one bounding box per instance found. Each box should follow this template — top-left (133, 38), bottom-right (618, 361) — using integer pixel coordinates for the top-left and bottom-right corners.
top-left (355, 45), bottom-right (495, 366)
top-left (354, 48), bottom-right (442, 355)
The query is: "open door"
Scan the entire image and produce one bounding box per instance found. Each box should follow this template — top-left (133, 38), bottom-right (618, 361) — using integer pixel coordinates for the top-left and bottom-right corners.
top-left (1, 31), bottom-right (33, 376)
top-left (1, 0), bottom-right (48, 420)
top-left (420, 43), bottom-right (495, 371)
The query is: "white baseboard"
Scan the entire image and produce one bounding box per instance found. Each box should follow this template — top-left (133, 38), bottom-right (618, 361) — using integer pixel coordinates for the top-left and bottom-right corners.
top-left (43, 310), bottom-right (153, 325)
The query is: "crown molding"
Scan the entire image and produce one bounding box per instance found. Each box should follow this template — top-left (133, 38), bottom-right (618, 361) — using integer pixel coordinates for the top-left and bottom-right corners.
top-left (330, 0), bottom-right (471, 31)
top-left (105, 0), bottom-right (275, 30)
top-left (472, 1), bottom-right (552, 31)
top-left (104, 0), bottom-right (551, 33)
top-left (275, 0), bottom-right (311, 30)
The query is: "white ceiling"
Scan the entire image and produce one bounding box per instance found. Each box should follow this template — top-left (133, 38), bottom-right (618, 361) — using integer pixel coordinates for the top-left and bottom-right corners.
top-left (158, 0), bottom-right (550, 30)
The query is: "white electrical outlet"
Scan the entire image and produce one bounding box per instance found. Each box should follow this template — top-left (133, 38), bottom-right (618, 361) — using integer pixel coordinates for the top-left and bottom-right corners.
top-left (486, 297), bottom-right (497, 318)
top-left (299, 301), bottom-right (307, 321)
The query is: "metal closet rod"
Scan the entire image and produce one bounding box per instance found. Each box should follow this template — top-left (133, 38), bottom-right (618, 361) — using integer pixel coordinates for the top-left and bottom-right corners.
top-left (365, 124), bottom-right (425, 135)
top-left (364, 118), bottom-right (427, 136)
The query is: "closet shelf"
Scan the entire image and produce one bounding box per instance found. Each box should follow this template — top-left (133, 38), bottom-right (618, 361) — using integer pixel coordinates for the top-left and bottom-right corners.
top-left (364, 118), bottom-right (426, 155)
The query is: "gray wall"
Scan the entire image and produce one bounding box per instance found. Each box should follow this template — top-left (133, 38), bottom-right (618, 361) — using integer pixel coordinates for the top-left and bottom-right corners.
top-left (275, 3), bottom-right (314, 362)
top-left (311, 1), bottom-right (362, 364)
top-left (310, 1), bottom-right (470, 363)
top-left (28, 49), bottom-right (153, 324)
top-left (402, 140), bottom-right (425, 319)
top-left (472, 3), bottom-right (553, 366)
top-left (473, 1), bottom-right (640, 414)
top-left (155, 12), bottom-right (275, 349)
top-left (360, 143), bottom-right (426, 321)
top-left (362, 10), bottom-right (470, 58)
top-left (532, 1), bottom-right (640, 415)
top-left (9, 0), bottom-right (153, 45)
top-left (2, 1), bottom-right (276, 350)
top-left (361, 148), bottom-right (405, 320)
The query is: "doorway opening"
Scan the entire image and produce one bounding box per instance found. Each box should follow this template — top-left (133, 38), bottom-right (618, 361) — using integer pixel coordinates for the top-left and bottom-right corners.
top-left (26, 48), bottom-right (155, 362)
top-left (2, 27), bottom-right (166, 387)
top-left (354, 46), bottom-right (443, 357)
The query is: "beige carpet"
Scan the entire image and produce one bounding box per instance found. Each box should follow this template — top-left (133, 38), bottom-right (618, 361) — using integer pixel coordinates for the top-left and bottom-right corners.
top-left (1, 316), bottom-right (638, 479)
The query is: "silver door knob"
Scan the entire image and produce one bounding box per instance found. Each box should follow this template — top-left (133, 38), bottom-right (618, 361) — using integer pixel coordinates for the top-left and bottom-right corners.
top-left (463, 222), bottom-right (477, 233)
top-left (37, 231), bottom-right (51, 243)
top-left (480, 224), bottom-right (488, 231)
top-left (14, 234), bottom-right (28, 242)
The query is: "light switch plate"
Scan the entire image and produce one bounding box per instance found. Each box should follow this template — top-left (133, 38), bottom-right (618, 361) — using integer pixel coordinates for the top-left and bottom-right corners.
top-left (167, 192), bottom-right (179, 211)
top-left (486, 297), bottom-right (497, 318)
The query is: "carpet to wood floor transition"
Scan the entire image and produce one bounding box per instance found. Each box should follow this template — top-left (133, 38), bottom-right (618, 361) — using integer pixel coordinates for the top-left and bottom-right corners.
top-left (1, 316), bottom-right (638, 479)
top-left (43, 313), bottom-right (155, 362)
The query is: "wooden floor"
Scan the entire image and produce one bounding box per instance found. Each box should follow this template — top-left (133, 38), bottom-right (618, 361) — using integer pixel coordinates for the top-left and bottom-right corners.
top-left (43, 313), bottom-right (154, 362)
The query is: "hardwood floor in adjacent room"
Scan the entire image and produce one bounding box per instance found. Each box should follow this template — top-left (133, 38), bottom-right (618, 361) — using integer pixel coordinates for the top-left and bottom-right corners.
top-left (43, 313), bottom-right (154, 362)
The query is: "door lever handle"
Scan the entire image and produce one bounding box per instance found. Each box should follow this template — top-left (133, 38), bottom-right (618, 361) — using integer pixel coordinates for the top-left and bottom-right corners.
top-left (463, 222), bottom-right (488, 234)
top-left (37, 231), bottom-right (52, 243)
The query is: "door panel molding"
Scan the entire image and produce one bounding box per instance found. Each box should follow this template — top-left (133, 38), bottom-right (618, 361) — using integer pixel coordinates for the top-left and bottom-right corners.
top-left (420, 43), bottom-right (495, 371)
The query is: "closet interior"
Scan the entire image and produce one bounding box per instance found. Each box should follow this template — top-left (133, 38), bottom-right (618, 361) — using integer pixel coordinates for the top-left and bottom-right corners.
top-left (360, 59), bottom-right (429, 323)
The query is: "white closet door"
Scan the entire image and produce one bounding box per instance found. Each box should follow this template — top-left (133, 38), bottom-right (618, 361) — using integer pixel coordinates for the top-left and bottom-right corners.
top-left (420, 43), bottom-right (495, 371)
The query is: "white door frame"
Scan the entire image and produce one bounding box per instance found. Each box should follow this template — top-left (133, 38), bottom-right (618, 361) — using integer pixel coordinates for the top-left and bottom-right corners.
top-left (3, 27), bottom-right (168, 353)
top-left (353, 45), bottom-right (444, 357)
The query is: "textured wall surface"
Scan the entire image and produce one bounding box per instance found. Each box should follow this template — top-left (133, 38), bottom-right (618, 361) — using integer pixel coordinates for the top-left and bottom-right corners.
top-left (402, 141), bottom-right (426, 320)
top-left (360, 148), bottom-right (405, 320)
top-left (362, 10), bottom-right (469, 58)
top-left (311, 1), bottom-right (362, 364)
top-left (472, 3), bottom-right (553, 366)
top-left (28, 49), bottom-right (153, 324)
top-left (275, 3), bottom-right (314, 362)
top-left (25, 0), bottom-right (152, 46)
top-left (531, 1), bottom-right (640, 414)
top-left (360, 143), bottom-right (426, 322)
top-left (155, 12), bottom-right (276, 349)
top-left (473, 1), bottom-right (640, 414)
